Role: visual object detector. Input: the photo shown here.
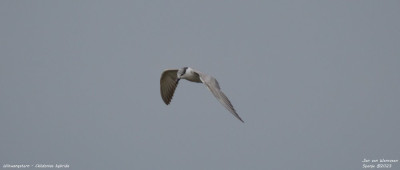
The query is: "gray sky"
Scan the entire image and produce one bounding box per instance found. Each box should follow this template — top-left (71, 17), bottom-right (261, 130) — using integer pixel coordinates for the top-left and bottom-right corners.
top-left (1, 1), bottom-right (399, 170)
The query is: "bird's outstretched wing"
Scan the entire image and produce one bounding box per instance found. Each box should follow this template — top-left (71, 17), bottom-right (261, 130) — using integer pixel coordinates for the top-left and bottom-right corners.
top-left (160, 69), bottom-right (179, 105)
top-left (198, 72), bottom-right (244, 123)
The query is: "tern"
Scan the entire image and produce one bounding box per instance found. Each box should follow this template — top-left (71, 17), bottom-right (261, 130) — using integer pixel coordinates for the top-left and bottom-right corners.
top-left (160, 67), bottom-right (244, 123)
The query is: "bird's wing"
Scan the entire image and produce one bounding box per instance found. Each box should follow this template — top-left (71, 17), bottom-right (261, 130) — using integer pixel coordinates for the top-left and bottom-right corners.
top-left (160, 69), bottom-right (179, 105)
top-left (198, 72), bottom-right (244, 123)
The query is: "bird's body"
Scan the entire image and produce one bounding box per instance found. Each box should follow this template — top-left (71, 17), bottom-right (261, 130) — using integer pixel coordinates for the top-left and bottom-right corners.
top-left (160, 67), bottom-right (244, 123)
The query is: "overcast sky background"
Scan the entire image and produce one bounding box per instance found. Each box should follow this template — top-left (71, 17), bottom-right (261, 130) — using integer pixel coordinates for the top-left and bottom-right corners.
top-left (1, 1), bottom-right (399, 170)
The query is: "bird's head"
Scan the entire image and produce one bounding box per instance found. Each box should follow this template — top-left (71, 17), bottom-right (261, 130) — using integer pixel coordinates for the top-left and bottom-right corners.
top-left (177, 67), bottom-right (188, 79)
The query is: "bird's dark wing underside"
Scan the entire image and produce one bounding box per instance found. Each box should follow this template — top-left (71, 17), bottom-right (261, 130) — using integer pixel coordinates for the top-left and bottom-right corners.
top-left (160, 69), bottom-right (179, 105)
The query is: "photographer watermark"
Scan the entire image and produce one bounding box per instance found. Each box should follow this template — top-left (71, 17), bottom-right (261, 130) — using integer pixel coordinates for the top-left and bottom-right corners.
top-left (3, 164), bottom-right (69, 169)
top-left (362, 158), bottom-right (399, 169)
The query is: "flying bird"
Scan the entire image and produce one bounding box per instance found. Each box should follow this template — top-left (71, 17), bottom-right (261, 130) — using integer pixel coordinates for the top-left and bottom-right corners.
top-left (160, 67), bottom-right (244, 123)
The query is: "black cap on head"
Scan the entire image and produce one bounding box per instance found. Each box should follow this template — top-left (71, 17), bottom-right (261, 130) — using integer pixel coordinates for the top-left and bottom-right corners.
top-left (179, 67), bottom-right (188, 76)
